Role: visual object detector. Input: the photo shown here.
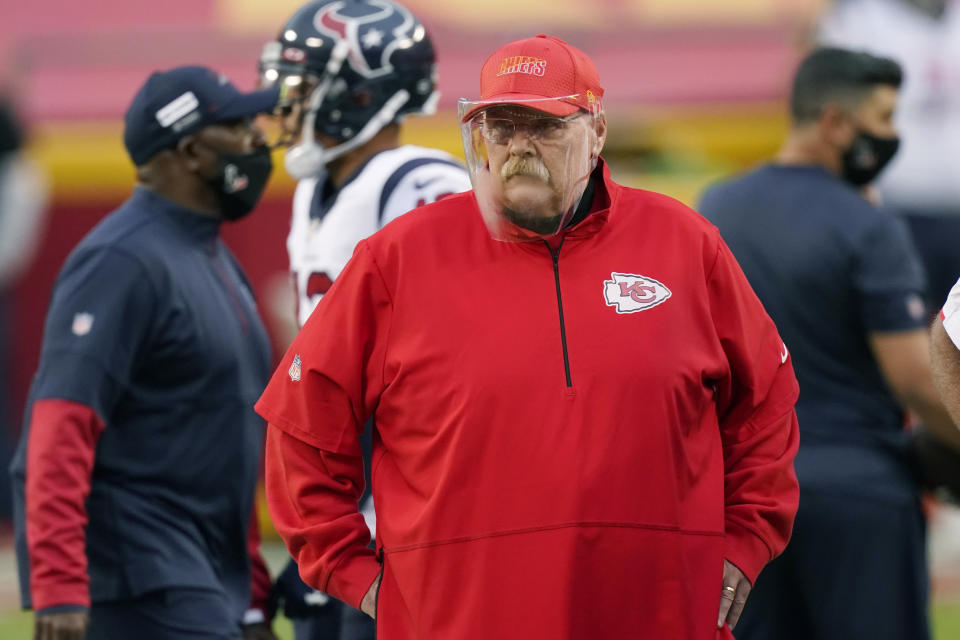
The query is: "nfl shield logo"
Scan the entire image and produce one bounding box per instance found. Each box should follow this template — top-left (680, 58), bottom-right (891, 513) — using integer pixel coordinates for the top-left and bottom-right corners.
top-left (288, 354), bottom-right (303, 382)
top-left (72, 312), bottom-right (95, 336)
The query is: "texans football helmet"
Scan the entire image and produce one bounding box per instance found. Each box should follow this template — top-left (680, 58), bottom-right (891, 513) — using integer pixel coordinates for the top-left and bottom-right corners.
top-left (259, 0), bottom-right (439, 178)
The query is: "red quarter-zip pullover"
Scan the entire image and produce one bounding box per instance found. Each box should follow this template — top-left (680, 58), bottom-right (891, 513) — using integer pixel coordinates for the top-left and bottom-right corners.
top-left (256, 161), bottom-right (800, 639)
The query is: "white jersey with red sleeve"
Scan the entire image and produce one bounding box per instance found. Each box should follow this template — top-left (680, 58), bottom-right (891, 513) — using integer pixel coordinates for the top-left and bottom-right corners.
top-left (940, 276), bottom-right (960, 349)
top-left (288, 144), bottom-right (470, 327)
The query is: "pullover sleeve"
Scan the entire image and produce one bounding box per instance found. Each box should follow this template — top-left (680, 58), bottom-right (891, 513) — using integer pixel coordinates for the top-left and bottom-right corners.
top-left (265, 426), bottom-right (380, 609)
top-left (23, 247), bottom-right (156, 611)
top-left (256, 240), bottom-right (391, 608)
top-left (707, 237), bottom-right (801, 585)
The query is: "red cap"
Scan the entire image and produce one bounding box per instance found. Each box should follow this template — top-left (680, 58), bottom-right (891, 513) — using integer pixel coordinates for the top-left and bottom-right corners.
top-left (463, 34), bottom-right (604, 121)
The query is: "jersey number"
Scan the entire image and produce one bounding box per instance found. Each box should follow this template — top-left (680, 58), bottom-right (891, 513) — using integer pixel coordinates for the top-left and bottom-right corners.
top-left (292, 271), bottom-right (334, 321)
top-left (416, 192), bottom-right (456, 208)
top-left (305, 272), bottom-right (333, 297)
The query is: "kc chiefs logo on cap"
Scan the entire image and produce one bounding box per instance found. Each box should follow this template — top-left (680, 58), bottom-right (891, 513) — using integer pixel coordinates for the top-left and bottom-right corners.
top-left (497, 56), bottom-right (547, 77)
top-left (603, 272), bottom-right (672, 314)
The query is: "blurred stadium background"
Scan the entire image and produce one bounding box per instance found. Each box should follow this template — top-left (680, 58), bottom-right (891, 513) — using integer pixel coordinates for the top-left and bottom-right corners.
top-left (1, 0), bottom-right (959, 636)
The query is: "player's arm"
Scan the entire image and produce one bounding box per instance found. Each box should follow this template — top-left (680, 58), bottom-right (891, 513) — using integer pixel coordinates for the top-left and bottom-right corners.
top-left (919, 314), bottom-right (960, 500)
top-left (256, 240), bottom-right (391, 613)
top-left (853, 214), bottom-right (960, 450)
top-left (25, 248), bottom-right (156, 629)
top-left (929, 274), bottom-right (960, 437)
top-left (871, 328), bottom-right (960, 449)
top-left (707, 237), bottom-right (800, 630)
top-left (931, 313), bottom-right (960, 428)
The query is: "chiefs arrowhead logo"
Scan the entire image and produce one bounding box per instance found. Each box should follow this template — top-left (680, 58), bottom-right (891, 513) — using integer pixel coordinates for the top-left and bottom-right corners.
top-left (603, 272), bottom-right (671, 314)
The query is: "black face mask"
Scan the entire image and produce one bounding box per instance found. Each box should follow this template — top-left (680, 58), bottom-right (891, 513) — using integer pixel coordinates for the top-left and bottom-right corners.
top-left (841, 131), bottom-right (900, 187)
top-left (210, 147), bottom-right (273, 221)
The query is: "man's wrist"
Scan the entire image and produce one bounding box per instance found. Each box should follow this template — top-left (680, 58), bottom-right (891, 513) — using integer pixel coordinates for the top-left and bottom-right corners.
top-left (359, 571), bottom-right (382, 618)
top-left (325, 548), bottom-right (381, 608)
top-left (31, 577), bottom-right (91, 613)
top-left (35, 604), bottom-right (89, 616)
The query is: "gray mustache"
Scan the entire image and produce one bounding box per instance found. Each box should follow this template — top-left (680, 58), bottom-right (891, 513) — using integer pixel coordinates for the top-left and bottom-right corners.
top-left (501, 157), bottom-right (550, 182)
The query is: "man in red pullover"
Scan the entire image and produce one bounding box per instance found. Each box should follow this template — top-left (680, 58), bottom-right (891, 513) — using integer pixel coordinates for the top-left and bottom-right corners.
top-left (256, 34), bottom-right (801, 639)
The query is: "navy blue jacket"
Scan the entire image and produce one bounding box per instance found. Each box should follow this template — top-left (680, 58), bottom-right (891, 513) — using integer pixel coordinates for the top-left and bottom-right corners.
top-left (10, 188), bottom-right (272, 618)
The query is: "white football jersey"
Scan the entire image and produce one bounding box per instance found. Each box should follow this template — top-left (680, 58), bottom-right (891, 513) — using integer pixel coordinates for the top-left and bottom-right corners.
top-left (288, 144), bottom-right (471, 326)
top-left (941, 275), bottom-right (960, 348)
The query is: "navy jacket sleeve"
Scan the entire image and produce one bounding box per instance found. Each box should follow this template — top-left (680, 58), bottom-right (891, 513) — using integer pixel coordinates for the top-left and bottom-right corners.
top-left (26, 246), bottom-right (157, 611)
top-left (32, 246), bottom-right (158, 411)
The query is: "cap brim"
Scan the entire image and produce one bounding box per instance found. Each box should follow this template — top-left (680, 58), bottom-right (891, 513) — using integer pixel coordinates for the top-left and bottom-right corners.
top-left (460, 93), bottom-right (580, 122)
top-left (217, 86), bottom-right (281, 121)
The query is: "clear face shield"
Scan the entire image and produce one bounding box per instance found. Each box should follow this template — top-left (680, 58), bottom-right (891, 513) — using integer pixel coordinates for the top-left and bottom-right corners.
top-left (458, 96), bottom-right (602, 242)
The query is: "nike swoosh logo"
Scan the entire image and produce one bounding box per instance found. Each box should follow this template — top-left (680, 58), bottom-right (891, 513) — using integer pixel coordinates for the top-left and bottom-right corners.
top-left (780, 342), bottom-right (789, 364)
top-left (413, 176), bottom-right (443, 189)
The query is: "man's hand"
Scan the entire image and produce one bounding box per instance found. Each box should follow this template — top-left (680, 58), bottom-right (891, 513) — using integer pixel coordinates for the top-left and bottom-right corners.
top-left (242, 622), bottom-right (278, 640)
top-left (34, 610), bottom-right (89, 640)
top-left (359, 572), bottom-right (382, 620)
top-left (911, 425), bottom-right (960, 503)
top-left (717, 560), bottom-right (751, 630)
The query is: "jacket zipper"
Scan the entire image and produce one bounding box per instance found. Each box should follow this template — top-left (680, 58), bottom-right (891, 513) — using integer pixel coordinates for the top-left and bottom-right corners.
top-left (546, 239), bottom-right (573, 387)
top-left (211, 247), bottom-right (250, 335)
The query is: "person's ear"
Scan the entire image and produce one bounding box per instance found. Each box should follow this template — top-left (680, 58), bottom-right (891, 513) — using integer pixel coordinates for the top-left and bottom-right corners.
top-left (592, 111), bottom-right (607, 158)
top-left (176, 134), bottom-right (205, 173)
top-left (820, 104), bottom-right (856, 150)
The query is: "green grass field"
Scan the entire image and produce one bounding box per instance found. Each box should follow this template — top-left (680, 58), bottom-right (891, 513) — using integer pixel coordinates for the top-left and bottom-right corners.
top-left (1, 604), bottom-right (958, 638)
top-left (0, 609), bottom-right (294, 639)
top-left (934, 603), bottom-right (960, 638)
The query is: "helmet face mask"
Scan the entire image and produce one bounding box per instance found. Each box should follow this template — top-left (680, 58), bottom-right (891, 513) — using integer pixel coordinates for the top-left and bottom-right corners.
top-left (255, 67), bottom-right (315, 149)
top-left (258, 0), bottom-right (438, 177)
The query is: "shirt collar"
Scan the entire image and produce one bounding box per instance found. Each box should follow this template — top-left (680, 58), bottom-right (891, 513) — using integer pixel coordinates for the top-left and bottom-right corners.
top-left (311, 149), bottom-right (386, 221)
top-left (131, 186), bottom-right (222, 243)
top-left (557, 158), bottom-right (615, 240)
